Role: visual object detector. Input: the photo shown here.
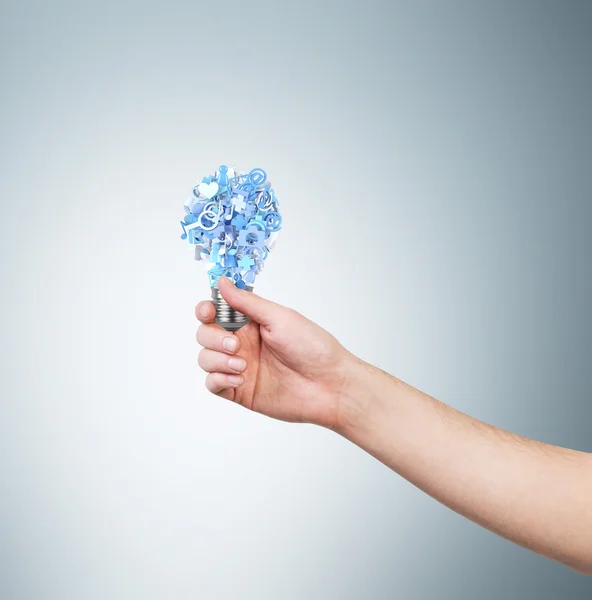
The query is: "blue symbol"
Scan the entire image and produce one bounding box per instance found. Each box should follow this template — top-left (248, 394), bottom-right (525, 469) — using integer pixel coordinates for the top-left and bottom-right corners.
top-left (179, 165), bottom-right (281, 288)
top-left (237, 181), bottom-right (256, 199)
top-left (232, 213), bottom-right (248, 229)
top-left (248, 168), bottom-right (267, 186)
top-left (218, 165), bottom-right (229, 186)
top-left (257, 190), bottom-right (273, 211)
top-left (264, 211), bottom-right (282, 231)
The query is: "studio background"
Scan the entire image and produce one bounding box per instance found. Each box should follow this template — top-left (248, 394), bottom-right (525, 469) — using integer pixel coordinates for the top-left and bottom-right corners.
top-left (1, 1), bottom-right (591, 598)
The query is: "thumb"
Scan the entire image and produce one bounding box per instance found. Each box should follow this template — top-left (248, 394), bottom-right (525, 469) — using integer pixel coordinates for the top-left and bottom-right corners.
top-left (217, 276), bottom-right (282, 327)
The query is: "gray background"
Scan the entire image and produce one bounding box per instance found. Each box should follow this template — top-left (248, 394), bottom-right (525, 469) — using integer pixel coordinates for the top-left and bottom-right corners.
top-left (1, 0), bottom-right (591, 598)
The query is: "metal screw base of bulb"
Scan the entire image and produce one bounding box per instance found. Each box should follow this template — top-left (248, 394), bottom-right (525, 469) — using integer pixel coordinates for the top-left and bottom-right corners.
top-left (211, 286), bottom-right (253, 332)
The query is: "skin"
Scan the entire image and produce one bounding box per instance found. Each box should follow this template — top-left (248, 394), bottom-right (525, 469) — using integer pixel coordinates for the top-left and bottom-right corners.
top-left (196, 276), bottom-right (592, 575)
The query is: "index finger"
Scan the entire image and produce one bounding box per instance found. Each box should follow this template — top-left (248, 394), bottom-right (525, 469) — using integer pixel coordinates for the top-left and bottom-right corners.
top-left (195, 300), bottom-right (216, 324)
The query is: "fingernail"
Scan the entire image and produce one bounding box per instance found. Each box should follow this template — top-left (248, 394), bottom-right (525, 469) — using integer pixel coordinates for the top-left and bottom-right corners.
top-left (200, 305), bottom-right (209, 318)
top-left (227, 374), bottom-right (243, 386)
top-left (222, 337), bottom-right (237, 352)
top-left (228, 357), bottom-right (246, 372)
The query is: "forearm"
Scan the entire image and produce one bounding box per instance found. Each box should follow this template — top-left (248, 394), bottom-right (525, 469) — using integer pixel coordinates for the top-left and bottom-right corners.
top-left (336, 355), bottom-right (592, 574)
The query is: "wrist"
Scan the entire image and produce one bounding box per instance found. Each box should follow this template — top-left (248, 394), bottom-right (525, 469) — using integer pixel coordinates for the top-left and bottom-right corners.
top-left (333, 353), bottom-right (395, 438)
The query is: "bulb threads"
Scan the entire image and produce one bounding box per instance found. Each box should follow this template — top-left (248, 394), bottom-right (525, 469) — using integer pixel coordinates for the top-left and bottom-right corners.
top-left (211, 286), bottom-right (253, 332)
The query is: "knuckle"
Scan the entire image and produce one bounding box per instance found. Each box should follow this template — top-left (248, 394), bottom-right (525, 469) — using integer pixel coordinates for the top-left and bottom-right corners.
top-left (207, 329), bottom-right (224, 350)
top-left (197, 348), bottom-right (209, 369)
top-left (195, 302), bottom-right (206, 321)
top-left (196, 324), bottom-right (208, 345)
top-left (206, 372), bottom-right (220, 392)
top-left (205, 373), bottom-right (215, 391)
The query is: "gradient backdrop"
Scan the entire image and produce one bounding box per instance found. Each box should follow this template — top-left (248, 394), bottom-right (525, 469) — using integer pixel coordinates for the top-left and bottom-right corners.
top-left (1, 1), bottom-right (591, 598)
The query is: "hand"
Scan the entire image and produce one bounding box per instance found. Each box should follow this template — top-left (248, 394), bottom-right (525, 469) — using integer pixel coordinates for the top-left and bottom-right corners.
top-left (195, 277), bottom-right (354, 428)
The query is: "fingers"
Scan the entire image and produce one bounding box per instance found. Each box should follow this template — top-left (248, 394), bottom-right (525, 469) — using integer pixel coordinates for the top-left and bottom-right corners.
top-left (205, 372), bottom-right (244, 395)
top-left (195, 301), bottom-right (216, 324)
top-left (195, 294), bottom-right (248, 401)
top-left (196, 314), bottom-right (246, 399)
top-left (198, 348), bottom-right (247, 374)
top-left (217, 276), bottom-right (282, 327)
top-left (196, 323), bottom-right (241, 354)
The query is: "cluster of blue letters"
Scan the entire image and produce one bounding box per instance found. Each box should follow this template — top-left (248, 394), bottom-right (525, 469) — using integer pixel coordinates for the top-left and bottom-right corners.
top-left (180, 166), bottom-right (282, 288)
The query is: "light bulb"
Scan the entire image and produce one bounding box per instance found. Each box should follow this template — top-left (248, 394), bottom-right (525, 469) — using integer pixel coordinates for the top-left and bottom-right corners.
top-left (180, 165), bottom-right (282, 331)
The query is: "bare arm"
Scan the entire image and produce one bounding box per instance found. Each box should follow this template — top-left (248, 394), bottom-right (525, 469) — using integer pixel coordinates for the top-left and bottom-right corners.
top-left (196, 278), bottom-right (592, 575)
top-left (337, 357), bottom-right (592, 575)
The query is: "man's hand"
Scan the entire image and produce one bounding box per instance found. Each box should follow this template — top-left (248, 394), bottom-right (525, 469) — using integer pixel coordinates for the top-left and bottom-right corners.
top-left (195, 276), bottom-right (353, 429)
top-left (194, 278), bottom-right (592, 575)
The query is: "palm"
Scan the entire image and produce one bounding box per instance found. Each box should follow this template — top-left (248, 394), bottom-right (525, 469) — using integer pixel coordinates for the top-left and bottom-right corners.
top-left (228, 317), bottom-right (344, 427)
